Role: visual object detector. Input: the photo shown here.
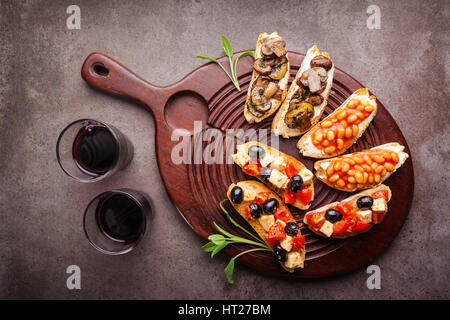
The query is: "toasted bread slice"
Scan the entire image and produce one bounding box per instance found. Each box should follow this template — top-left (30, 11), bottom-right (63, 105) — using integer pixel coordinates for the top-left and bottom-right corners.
top-left (227, 181), bottom-right (305, 272)
top-left (303, 184), bottom-right (391, 239)
top-left (244, 32), bottom-right (290, 124)
top-left (272, 45), bottom-right (335, 138)
top-left (232, 141), bottom-right (314, 209)
top-left (314, 143), bottom-right (409, 192)
top-left (297, 88), bottom-right (377, 158)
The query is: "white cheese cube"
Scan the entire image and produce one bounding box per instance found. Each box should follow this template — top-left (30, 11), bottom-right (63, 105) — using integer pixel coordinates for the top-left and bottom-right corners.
top-left (242, 189), bottom-right (256, 201)
top-left (259, 152), bottom-right (273, 167)
top-left (284, 251), bottom-right (303, 269)
top-left (356, 210), bottom-right (372, 224)
top-left (372, 198), bottom-right (387, 213)
top-left (319, 220), bottom-right (334, 237)
top-left (299, 168), bottom-right (314, 184)
top-left (258, 215), bottom-right (275, 232)
top-left (232, 152), bottom-right (249, 167)
top-left (271, 156), bottom-right (285, 171)
top-left (280, 235), bottom-right (293, 252)
top-left (268, 169), bottom-right (289, 189)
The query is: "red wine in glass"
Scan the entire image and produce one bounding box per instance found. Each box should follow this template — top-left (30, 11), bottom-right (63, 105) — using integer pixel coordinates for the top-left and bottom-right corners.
top-left (73, 125), bottom-right (119, 175)
top-left (83, 189), bottom-right (151, 254)
top-left (96, 193), bottom-right (144, 242)
top-left (57, 119), bottom-right (133, 182)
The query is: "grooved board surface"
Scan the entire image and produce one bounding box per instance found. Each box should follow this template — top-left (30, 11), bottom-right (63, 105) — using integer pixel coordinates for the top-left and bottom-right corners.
top-left (82, 51), bottom-right (414, 278)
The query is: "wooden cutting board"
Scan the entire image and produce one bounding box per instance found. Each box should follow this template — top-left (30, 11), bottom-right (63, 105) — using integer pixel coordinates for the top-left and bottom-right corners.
top-left (81, 51), bottom-right (414, 278)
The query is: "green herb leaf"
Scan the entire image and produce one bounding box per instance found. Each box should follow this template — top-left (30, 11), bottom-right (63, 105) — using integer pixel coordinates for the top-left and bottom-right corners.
top-left (224, 258), bottom-right (235, 284)
top-left (196, 36), bottom-right (252, 92)
top-left (221, 35), bottom-right (233, 58)
top-left (211, 241), bottom-right (228, 258)
top-left (195, 55), bottom-right (219, 63)
top-left (236, 50), bottom-right (254, 60)
top-left (201, 241), bottom-right (217, 252)
top-left (208, 234), bottom-right (226, 244)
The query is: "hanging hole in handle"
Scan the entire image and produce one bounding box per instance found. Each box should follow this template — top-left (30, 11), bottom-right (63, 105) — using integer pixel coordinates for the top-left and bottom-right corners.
top-left (92, 64), bottom-right (109, 77)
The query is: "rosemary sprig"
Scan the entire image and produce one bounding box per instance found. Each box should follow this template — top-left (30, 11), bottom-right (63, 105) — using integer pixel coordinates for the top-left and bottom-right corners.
top-left (201, 199), bottom-right (271, 284)
top-left (196, 35), bottom-right (253, 91)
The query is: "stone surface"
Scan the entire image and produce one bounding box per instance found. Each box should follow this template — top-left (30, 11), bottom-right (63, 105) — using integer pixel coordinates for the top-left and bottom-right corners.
top-left (0, 0), bottom-right (449, 299)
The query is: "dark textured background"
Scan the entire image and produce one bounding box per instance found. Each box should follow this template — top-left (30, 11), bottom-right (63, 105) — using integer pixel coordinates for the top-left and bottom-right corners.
top-left (0, 0), bottom-right (449, 299)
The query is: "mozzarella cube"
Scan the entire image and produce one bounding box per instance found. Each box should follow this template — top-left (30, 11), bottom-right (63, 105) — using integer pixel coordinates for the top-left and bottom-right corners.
top-left (280, 235), bottom-right (293, 252)
top-left (299, 168), bottom-right (314, 184)
top-left (284, 251), bottom-right (303, 269)
top-left (242, 189), bottom-right (256, 201)
top-left (258, 215), bottom-right (275, 232)
top-left (259, 152), bottom-right (273, 167)
top-left (356, 210), bottom-right (372, 224)
top-left (268, 169), bottom-right (289, 189)
top-left (319, 220), bottom-right (334, 237)
top-left (271, 156), bottom-right (285, 171)
top-left (232, 151), bottom-right (249, 167)
top-left (372, 198), bottom-right (387, 213)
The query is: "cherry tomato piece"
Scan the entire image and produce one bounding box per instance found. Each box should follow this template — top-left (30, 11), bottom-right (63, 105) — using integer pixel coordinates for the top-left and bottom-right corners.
top-left (354, 221), bottom-right (371, 232)
top-left (274, 205), bottom-right (291, 222)
top-left (372, 190), bottom-right (389, 201)
top-left (254, 192), bottom-right (270, 206)
top-left (285, 162), bottom-right (299, 178)
top-left (292, 235), bottom-right (305, 250)
top-left (295, 186), bottom-right (312, 205)
top-left (267, 221), bottom-right (286, 247)
top-left (242, 163), bottom-right (261, 176)
top-left (283, 191), bottom-right (296, 204)
top-left (332, 220), bottom-right (349, 234)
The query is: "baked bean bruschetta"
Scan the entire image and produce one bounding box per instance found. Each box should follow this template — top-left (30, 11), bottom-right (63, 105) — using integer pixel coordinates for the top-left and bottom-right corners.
top-left (272, 45), bottom-right (335, 138)
top-left (232, 141), bottom-right (314, 210)
top-left (227, 181), bottom-right (305, 272)
top-left (297, 88), bottom-right (377, 158)
top-left (303, 184), bottom-right (391, 239)
top-left (244, 32), bottom-right (290, 123)
top-left (314, 143), bottom-right (409, 192)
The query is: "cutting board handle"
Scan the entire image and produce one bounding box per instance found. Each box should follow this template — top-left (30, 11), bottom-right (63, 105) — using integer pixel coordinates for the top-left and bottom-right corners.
top-left (81, 52), bottom-right (166, 120)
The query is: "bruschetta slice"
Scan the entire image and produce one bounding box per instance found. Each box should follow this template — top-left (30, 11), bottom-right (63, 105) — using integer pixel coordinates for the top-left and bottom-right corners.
top-left (314, 143), bottom-right (409, 192)
top-left (232, 141), bottom-right (314, 210)
top-left (244, 32), bottom-right (290, 124)
top-left (227, 181), bottom-right (305, 272)
top-left (297, 88), bottom-right (377, 158)
top-left (303, 184), bottom-right (391, 239)
top-left (272, 45), bottom-right (335, 138)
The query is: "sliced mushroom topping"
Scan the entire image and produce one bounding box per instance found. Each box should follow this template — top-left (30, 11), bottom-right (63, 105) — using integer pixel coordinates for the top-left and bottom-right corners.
top-left (305, 70), bottom-right (322, 93)
top-left (253, 58), bottom-right (272, 75)
top-left (289, 98), bottom-right (301, 111)
top-left (248, 100), bottom-right (272, 117)
top-left (300, 67), bottom-right (328, 94)
top-left (264, 81), bottom-right (279, 100)
top-left (305, 94), bottom-right (324, 106)
top-left (255, 101), bottom-right (272, 113)
top-left (262, 57), bottom-right (277, 66)
top-left (285, 102), bottom-right (314, 130)
top-left (261, 37), bottom-right (287, 58)
top-left (268, 39), bottom-right (287, 57)
top-left (251, 85), bottom-right (265, 104)
top-left (269, 62), bottom-right (287, 80)
top-left (272, 88), bottom-right (283, 100)
top-left (311, 55), bottom-right (333, 70)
